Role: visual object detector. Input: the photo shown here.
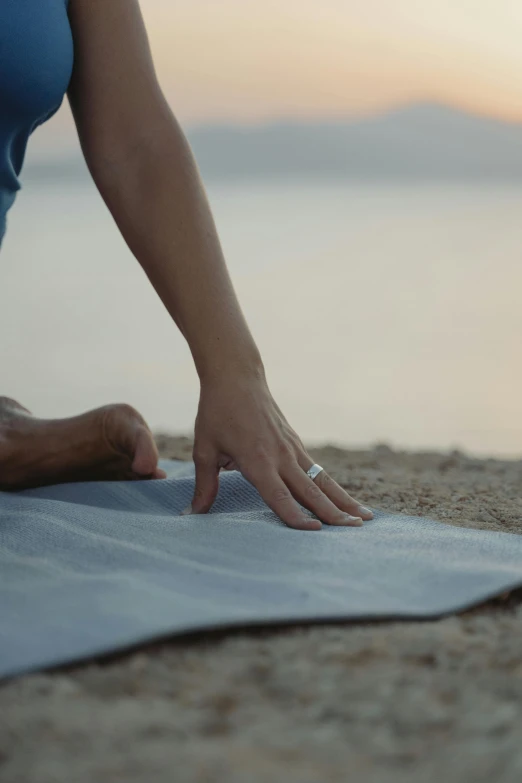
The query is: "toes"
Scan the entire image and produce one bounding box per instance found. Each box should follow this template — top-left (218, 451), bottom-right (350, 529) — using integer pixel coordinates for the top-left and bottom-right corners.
top-left (102, 404), bottom-right (164, 480)
top-left (131, 426), bottom-right (161, 477)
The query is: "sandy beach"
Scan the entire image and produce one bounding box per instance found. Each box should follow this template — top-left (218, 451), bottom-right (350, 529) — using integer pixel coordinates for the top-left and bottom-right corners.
top-left (1, 437), bottom-right (522, 782)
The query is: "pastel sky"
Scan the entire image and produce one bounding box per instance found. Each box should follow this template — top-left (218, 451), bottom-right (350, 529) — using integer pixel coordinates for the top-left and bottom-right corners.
top-left (35, 0), bottom-right (522, 155)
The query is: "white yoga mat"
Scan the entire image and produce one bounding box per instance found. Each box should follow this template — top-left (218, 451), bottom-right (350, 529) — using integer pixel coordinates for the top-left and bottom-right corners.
top-left (1, 459), bottom-right (521, 680)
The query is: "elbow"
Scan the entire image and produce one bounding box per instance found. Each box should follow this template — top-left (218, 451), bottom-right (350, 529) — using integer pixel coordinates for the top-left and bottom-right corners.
top-left (82, 102), bottom-right (186, 188)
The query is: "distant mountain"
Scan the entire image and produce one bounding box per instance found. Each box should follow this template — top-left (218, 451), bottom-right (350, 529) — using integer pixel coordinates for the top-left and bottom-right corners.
top-left (22, 103), bottom-right (522, 182)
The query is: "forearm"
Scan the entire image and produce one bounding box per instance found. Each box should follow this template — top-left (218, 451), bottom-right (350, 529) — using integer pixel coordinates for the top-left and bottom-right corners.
top-left (89, 114), bottom-right (264, 384)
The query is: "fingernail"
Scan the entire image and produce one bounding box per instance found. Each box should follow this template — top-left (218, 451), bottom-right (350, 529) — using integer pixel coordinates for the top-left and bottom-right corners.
top-left (358, 505), bottom-right (373, 519)
top-left (181, 504), bottom-right (192, 516)
top-left (342, 513), bottom-right (363, 526)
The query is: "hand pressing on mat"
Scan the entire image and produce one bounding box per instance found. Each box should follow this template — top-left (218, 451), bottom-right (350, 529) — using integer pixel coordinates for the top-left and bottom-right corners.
top-left (181, 373), bottom-right (374, 530)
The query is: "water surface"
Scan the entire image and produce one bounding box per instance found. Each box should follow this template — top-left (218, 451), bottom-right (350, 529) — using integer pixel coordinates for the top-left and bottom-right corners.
top-left (1, 179), bottom-right (521, 456)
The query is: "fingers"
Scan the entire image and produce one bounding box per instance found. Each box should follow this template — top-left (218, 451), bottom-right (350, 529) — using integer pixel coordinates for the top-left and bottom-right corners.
top-left (183, 452), bottom-right (219, 514)
top-left (242, 467), bottom-right (322, 531)
top-left (181, 443), bottom-right (372, 531)
top-left (281, 465), bottom-right (364, 526)
top-left (297, 457), bottom-right (373, 521)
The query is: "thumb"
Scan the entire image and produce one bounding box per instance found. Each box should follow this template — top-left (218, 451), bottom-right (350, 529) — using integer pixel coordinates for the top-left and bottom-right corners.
top-left (182, 454), bottom-right (219, 515)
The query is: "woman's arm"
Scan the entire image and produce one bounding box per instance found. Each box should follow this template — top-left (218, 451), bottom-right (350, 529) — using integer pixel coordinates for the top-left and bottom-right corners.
top-left (66, 0), bottom-right (373, 529)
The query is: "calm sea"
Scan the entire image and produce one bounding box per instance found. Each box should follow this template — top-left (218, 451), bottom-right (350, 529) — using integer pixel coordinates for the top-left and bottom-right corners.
top-left (1, 178), bottom-right (521, 457)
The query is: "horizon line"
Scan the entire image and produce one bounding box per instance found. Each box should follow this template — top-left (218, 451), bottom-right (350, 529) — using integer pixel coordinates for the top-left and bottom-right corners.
top-left (183, 99), bottom-right (522, 131)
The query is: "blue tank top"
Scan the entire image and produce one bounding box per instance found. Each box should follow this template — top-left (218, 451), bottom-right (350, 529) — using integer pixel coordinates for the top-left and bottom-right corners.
top-left (0, 0), bottom-right (73, 246)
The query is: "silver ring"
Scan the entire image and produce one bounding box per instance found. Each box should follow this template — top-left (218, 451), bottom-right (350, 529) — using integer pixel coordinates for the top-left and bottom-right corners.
top-left (306, 463), bottom-right (324, 481)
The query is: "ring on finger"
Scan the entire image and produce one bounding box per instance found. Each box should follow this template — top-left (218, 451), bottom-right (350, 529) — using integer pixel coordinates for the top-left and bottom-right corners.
top-left (305, 463), bottom-right (324, 481)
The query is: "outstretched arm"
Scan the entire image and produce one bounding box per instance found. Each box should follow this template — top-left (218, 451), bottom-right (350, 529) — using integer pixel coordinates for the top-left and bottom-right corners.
top-left (66, 0), bottom-right (372, 529)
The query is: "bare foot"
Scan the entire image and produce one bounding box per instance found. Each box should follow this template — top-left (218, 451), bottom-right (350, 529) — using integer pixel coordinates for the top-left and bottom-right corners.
top-left (0, 396), bottom-right (167, 491)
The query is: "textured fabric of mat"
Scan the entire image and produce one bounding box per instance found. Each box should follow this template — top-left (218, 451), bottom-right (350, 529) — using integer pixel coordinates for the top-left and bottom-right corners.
top-left (1, 459), bottom-right (521, 680)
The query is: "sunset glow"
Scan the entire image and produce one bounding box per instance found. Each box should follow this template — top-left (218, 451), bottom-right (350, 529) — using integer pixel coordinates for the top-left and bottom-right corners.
top-left (144, 0), bottom-right (522, 124)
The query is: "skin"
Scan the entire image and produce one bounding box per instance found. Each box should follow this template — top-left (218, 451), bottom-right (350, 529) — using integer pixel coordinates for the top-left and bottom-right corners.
top-left (0, 0), bottom-right (373, 531)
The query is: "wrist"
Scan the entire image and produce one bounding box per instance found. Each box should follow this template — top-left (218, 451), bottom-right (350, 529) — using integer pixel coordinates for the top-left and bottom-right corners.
top-left (196, 346), bottom-right (266, 386)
